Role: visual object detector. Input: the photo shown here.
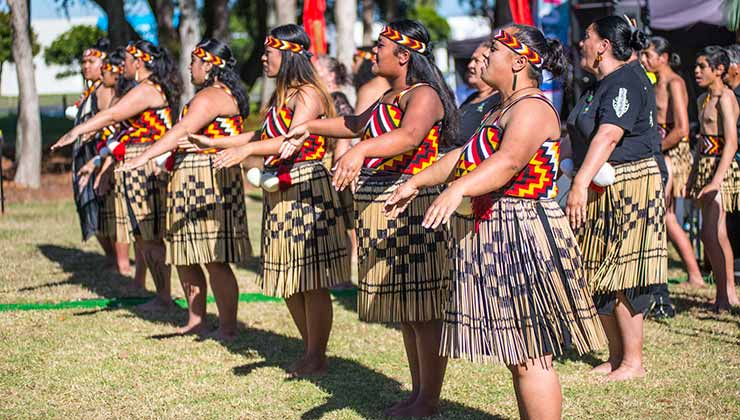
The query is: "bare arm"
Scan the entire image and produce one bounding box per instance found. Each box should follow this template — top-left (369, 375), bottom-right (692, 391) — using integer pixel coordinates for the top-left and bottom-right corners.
top-left (663, 78), bottom-right (690, 151)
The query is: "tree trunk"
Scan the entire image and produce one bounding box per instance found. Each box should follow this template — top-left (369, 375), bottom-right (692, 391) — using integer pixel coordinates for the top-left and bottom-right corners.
top-left (104, 0), bottom-right (132, 47)
top-left (239, 0), bottom-right (268, 92)
top-left (384, 0), bottom-right (397, 22)
top-left (8, 0), bottom-right (41, 188)
top-left (275, 0), bottom-right (296, 25)
top-left (147, 0), bottom-right (177, 54)
top-left (334, 0), bottom-right (356, 73)
top-left (260, 0), bottom-right (279, 109)
top-left (361, 0), bottom-right (373, 46)
top-left (204, 0), bottom-right (231, 41)
top-left (178, 0), bottom-right (201, 102)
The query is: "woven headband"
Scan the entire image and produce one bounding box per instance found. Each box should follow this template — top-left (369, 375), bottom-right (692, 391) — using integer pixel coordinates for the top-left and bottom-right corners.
top-left (102, 63), bottom-right (122, 73)
top-left (493, 29), bottom-right (542, 69)
top-left (83, 49), bottom-right (106, 59)
top-left (192, 47), bottom-right (226, 68)
top-left (264, 36), bottom-right (305, 54)
top-left (354, 50), bottom-right (374, 61)
top-left (379, 27), bottom-right (427, 54)
top-left (126, 44), bottom-right (153, 63)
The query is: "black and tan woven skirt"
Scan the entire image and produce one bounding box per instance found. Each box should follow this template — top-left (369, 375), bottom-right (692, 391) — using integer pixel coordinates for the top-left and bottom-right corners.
top-left (259, 160), bottom-right (350, 298)
top-left (97, 172), bottom-right (120, 240)
top-left (440, 199), bottom-right (606, 365)
top-left (576, 158), bottom-right (667, 314)
top-left (114, 143), bottom-right (168, 242)
top-left (165, 153), bottom-right (252, 266)
top-left (664, 141), bottom-right (693, 198)
top-left (354, 170), bottom-right (449, 323)
top-left (687, 155), bottom-right (740, 213)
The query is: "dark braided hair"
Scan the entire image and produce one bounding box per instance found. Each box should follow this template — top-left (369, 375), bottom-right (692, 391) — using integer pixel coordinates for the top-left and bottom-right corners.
top-left (105, 47), bottom-right (135, 98)
top-left (387, 19), bottom-right (459, 148)
top-left (194, 38), bottom-right (250, 117)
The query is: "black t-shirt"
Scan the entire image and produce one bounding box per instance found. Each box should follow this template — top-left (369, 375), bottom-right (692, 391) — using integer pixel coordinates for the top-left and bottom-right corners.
top-left (443, 91), bottom-right (501, 152)
top-left (567, 60), bottom-right (661, 167)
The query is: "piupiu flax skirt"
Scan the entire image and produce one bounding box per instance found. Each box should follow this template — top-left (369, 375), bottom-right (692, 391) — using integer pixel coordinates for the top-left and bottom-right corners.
top-left (114, 143), bottom-right (168, 242)
top-left (97, 173), bottom-right (119, 240)
top-left (165, 153), bottom-right (252, 265)
top-left (665, 141), bottom-right (693, 198)
top-left (259, 160), bottom-right (350, 298)
top-left (354, 170), bottom-right (449, 323)
top-left (440, 200), bottom-right (606, 365)
top-left (687, 154), bottom-right (740, 213)
top-left (576, 158), bottom-right (667, 314)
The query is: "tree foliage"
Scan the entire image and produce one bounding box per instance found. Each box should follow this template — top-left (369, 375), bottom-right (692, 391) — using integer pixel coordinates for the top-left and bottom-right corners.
top-left (409, 5), bottom-right (451, 41)
top-left (0, 11), bottom-right (41, 65)
top-left (44, 25), bottom-right (107, 79)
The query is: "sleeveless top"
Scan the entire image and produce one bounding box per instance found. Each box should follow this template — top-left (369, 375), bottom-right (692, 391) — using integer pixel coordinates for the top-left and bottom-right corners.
top-left (455, 93), bottom-right (560, 200)
top-left (180, 84), bottom-right (244, 155)
top-left (361, 83), bottom-right (442, 175)
top-left (122, 80), bottom-right (173, 145)
top-left (261, 91), bottom-right (326, 168)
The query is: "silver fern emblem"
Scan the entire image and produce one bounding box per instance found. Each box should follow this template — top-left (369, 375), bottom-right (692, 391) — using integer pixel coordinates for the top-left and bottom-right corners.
top-left (612, 88), bottom-right (630, 118)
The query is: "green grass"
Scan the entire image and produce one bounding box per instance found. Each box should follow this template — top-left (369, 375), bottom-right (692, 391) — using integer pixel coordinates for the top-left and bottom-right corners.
top-left (0, 199), bottom-right (738, 419)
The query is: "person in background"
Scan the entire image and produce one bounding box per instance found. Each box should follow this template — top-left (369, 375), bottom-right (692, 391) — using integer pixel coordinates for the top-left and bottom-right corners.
top-left (352, 46), bottom-right (392, 114)
top-left (722, 44), bottom-right (740, 271)
top-left (441, 40), bottom-right (500, 152)
top-left (688, 46), bottom-right (740, 311)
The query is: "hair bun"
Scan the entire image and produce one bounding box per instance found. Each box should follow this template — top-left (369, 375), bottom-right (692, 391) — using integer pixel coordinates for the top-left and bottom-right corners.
top-left (542, 37), bottom-right (568, 77)
top-left (629, 29), bottom-right (649, 52)
top-left (669, 52), bottom-right (681, 67)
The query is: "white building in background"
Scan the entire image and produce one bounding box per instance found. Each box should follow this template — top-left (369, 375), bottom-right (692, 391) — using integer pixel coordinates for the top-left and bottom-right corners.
top-left (1, 16), bottom-right (100, 97)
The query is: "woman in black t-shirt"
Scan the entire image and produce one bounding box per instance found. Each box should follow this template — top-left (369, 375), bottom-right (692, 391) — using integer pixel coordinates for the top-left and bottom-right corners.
top-left (565, 16), bottom-right (667, 382)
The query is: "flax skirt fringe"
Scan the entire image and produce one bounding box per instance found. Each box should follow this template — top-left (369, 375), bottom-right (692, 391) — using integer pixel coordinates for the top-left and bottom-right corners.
top-left (114, 143), bottom-right (168, 242)
top-left (687, 155), bottom-right (740, 213)
top-left (576, 158), bottom-right (667, 300)
top-left (165, 153), bottom-right (252, 265)
top-left (259, 161), bottom-right (350, 298)
top-left (97, 176), bottom-right (120, 240)
top-left (354, 170), bottom-right (449, 323)
top-left (440, 200), bottom-right (606, 366)
top-left (665, 141), bottom-right (693, 198)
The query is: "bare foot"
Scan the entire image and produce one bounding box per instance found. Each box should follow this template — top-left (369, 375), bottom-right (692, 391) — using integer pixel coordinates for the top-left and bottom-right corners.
top-left (137, 297), bottom-right (175, 312)
top-left (176, 322), bottom-right (210, 336)
top-left (591, 359), bottom-right (620, 375)
top-left (288, 356), bottom-right (307, 375)
top-left (713, 299), bottom-right (739, 313)
top-left (606, 364), bottom-right (646, 381)
top-left (207, 328), bottom-right (238, 342)
top-left (290, 356), bottom-right (327, 377)
top-left (389, 400), bottom-right (439, 418)
top-left (677, 276), bottom-right (707, 289)
top-left (383, 394), bottom-right (418, 416)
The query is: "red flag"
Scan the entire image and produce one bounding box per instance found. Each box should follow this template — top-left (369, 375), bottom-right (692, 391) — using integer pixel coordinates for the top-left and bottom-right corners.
top-left (509, 0), bottom-right (534, 25)
top-left (303, 0), bottom-right (327, 55)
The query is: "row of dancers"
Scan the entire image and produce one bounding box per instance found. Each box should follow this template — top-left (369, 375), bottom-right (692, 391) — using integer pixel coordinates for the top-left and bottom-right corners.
top-left (50, 16), bottom-right (739, 419)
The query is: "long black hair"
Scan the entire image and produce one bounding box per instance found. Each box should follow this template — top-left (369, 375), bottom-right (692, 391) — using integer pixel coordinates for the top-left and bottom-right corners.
top-left (508, 24), bottom-right (568, 82)
top-left (129, 40), bottom-right (183, 114)
top-left (267, 24), bottom-right (335, 118)
top-left (353, 46), bottom-right (376, 89)
top-left (592, 15), bottom-right (648, 61)
top-left (649, 36), bottom-right (680, 67)
top-left (92, 37), bottom-right (110, 54)
top-left (387, 19), bottom-right (459, 147)
top-left (698, 46), bottom-right (730, 77)
top-left (194, 38), bottom-right (250, 117)
top-left (105, 47), bottom-right (135, 98)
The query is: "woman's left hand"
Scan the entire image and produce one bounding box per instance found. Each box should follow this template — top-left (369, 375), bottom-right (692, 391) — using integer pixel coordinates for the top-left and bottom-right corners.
top-left (697, 181), bottom-right (721, 201)
top-left (213, 144), bottom-right (250, 169)
top-left (422, 183), bottom-right (464, 229)
top-left (565, 183), bottom-right (589, 229)
top-left (118, 155), bottom-right (149, 172)
top-left (332, 146), bottom-right (365, 192)
top-left (50, 130), bottom-right (78, 151)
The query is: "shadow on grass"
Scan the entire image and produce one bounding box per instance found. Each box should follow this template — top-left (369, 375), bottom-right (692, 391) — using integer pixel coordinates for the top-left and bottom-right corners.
top-left (38, 244), bottom-right (507, 419)
top-left (227, 326), bottom-right (508, 420)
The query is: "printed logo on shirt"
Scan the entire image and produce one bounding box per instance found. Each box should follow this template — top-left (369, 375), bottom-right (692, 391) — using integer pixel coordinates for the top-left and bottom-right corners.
top-left (612, 88), bottom-right (630, 118)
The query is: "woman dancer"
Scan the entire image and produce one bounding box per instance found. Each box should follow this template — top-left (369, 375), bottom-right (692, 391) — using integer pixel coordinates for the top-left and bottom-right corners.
top-left (121, 38), bottom-right (252, 339)
top-left (385, 24), bottom-right (606, 420)
top-left (640, 36), bottom-right (705, 292)
top-left (52, 40), bottom-right (181, 311)
top-left (688, 46), bottom-right (740, 310)
top-left (194, 25), bottom-right (349, 370)
top-left (565, 16), bottom-right (667, 381)
top-left (282, 20), bottom-right (458, 416)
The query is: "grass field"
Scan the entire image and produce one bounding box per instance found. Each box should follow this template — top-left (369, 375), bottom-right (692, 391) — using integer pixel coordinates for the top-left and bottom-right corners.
top-left (0, 198), bottom-right (738, 419)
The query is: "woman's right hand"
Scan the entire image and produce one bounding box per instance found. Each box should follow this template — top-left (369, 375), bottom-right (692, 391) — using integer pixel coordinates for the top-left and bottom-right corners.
top-left (284, 123), bottom-right (311, 145)
top-left (187, 133), bottom-right (215, 151)
top-left (50, 130), bottom-right (77, 151)
top-left (213, 144), bottom-right (251, 169)
top-left (384, 181), bottom-right (420, 218)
